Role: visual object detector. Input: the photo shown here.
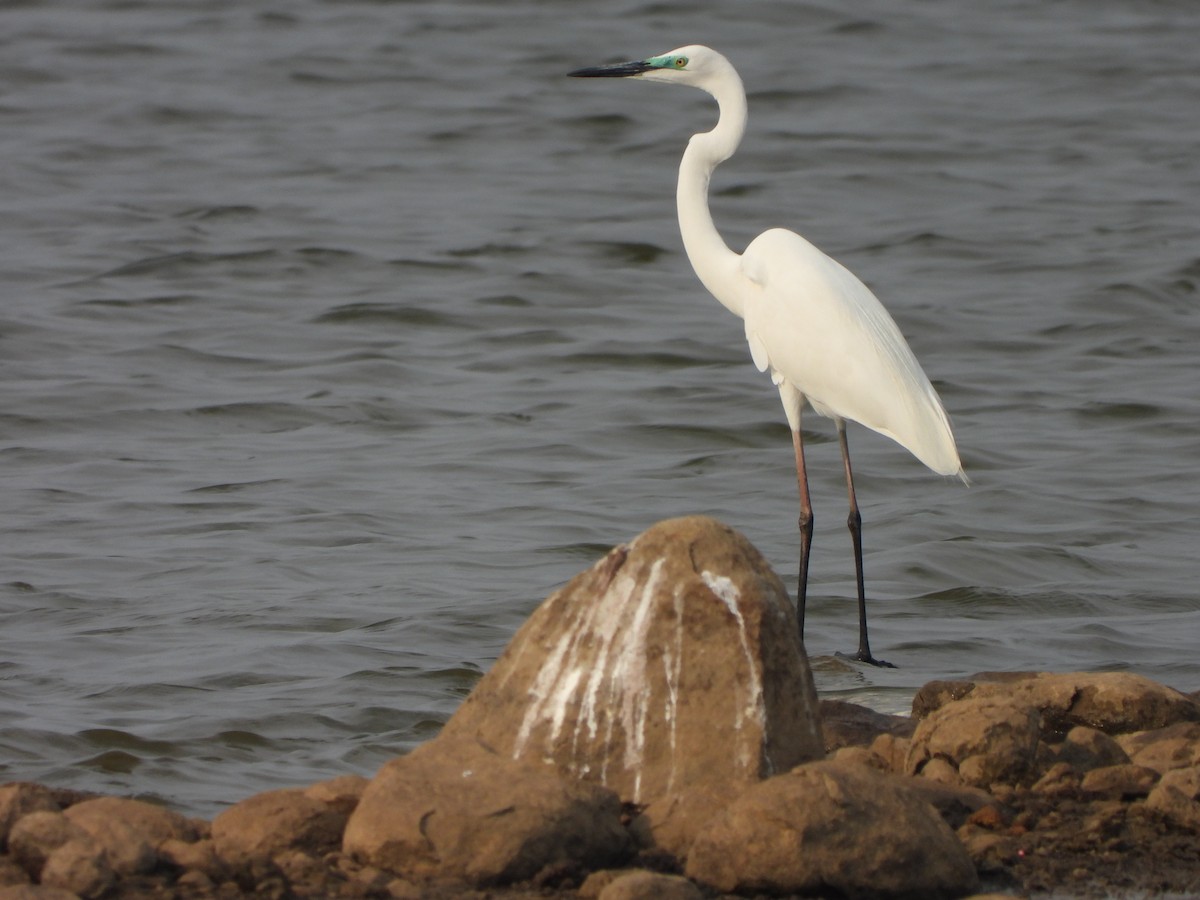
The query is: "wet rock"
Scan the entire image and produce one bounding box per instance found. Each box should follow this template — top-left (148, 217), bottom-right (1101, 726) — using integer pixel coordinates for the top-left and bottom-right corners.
top-left (1116, 721), bottom-right (1200, 774)
top-left (820, 698), bottom-right (914, 751)
top-left (40, 839), bottom-right (115, 899)
top-left (212, 787), bottom-right (347, 870)
top-left (912, 679), bottom-right (979, 718)
top-left (1145, 766), bottom-right (1200, 830)
top-left (906, 695), bottom-right (1042, 788)
top-left (436, 516), bottom-right (824, 806)
top-left (685, 759), bottom-right (979, 899)
top-left (1080, 764), bottom-right (1160, 800)
top-left (343, 739), bottom-right (632, 886)
top-left (0, 785), bottom-right (60, 852)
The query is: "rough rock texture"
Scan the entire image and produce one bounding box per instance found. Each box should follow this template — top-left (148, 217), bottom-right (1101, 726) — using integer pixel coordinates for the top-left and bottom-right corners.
top-left (596, 870), bottom-right (704, 900)
top-left (685, 760), bottom-right (979, 899)
top-left (820, 698), bottom-right (915, 751)
top-left (1145, 766), bottom-right (1200, 830)
top-left (436, 516), bottom-right (824, 806)
top-left (1117, 721), bottom-right (1200, 773)
top-left (0, 787), bottom-right (59, 852)
top-left (212, 787), bottom-right (348, 870)
top-left (343, 739), bottom-right (632, 886)
top-left (39, 840), bottom-right (114, 899)
top-left (0, 886), bottom-right (82, 900)
top-left (1, 667), bottom-right (1199, 899)
top-left (914, 671), bottom-right (1199, 737)
top-left (627, 781), bottom-right (742, 860)
top-left (6, 812), bottom-right (89, 879)
top-left (907, 695), bottom-right (1043, 788)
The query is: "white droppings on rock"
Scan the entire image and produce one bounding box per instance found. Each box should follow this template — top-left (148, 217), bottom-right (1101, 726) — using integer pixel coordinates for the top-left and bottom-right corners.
top-left (702, 570), bottom-right (766, 764)
top-left (511, 557), bottom-right (668, 802)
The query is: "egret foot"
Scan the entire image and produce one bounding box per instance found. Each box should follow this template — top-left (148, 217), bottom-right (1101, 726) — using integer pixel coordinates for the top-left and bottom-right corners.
top-left (836, 650), bottom-right (897, 669)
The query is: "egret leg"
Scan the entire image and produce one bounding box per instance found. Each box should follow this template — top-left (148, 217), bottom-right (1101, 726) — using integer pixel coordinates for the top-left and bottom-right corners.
top-left (836, 420), bottom-right (895, 668)
top-left (791, 427), bottom-right (813, 641)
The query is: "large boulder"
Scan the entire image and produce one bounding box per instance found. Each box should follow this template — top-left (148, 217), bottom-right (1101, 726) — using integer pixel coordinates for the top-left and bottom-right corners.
top-left (436, 516), bottom-right (824, 806)
top-left (685, 760), bottom-right (979, 899)
top-left (343, 739), bottom-right (632, 886)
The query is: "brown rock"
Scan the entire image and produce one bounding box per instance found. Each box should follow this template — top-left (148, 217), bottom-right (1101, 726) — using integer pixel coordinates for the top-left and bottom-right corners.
top-left (304, 774), bottom-right (369, 816)
top-left (956, 824), bottom-right (1020, 870)
top-left (343, 740), bottom-right (632, 886)
top-left (598, 870), bottom-right (703, 900)
top-left (6, 811), bottom-right (89, 877)
top-left (1117, 721), bottom-right (1200, 774)
top-left (685, 760), bottom-right (979, 898)
top-left (628, 780), bottom-right (743, 860)
top-left (0, 857), bottom-right (29, 888)
top-left (65, 795), bottom-right (198, 848)
top-left (912, 679), bottom-right (977, 718)
top-left (1145, 766), bottom-right (1200, 830)
top-left (1055, 725), bottom-right (1130, 770)
top-left (897, 776), bottom-right (996, 829)
top-left (906, 695), bottom-right (1042, 788)
top-left (0, 886), bottom-right (85, 900)
top-left (820, 699), bottom-right (914, 751)
top-left (1080, 764), bottom-right (1160, 799)
top-left (917, 756), bottom-right (963, 785)
top-left (435, 517), bottom-right (824, 806)
top-left (0, 785), bottom-right (60, 852)
top-left (1031, 762), bottom-right (1080, 796)
top-left (40, 839), bottom-right (115, 900)
top-left (917, 672), bottom-right (1198, 737)
top-left (831, 745), bottom-right (889, 771)
top-left (869, 732), bottom-right (911, 773)
top-left (160, 837), bottom-right (228, 881)
top-left (63, 797), bottom-right (183, 875)
top-left (212, 787), bottom-right (347, 870)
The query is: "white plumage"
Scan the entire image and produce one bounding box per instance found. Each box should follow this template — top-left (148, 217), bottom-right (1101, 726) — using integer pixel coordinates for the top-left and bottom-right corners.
top-left (571, 45), bottom-right (965, 665)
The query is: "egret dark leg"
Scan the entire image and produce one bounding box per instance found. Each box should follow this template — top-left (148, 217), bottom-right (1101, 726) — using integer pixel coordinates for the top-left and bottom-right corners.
top-left (836, 420), bottom-right (895, 668)
top-left (791, 428), bottom-right (813, 641)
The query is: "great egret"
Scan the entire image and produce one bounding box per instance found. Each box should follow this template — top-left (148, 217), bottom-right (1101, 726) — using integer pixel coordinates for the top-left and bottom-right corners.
top-left (568, 46), bottom-right (965, 667)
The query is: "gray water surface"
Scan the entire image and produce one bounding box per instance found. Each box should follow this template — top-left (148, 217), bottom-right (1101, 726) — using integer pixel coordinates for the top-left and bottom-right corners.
top-left (2, 0), bottom-right (1199, 816)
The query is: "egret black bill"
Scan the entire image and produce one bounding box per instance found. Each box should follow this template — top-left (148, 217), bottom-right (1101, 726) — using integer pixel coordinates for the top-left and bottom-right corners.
top-left (568, 60), bottom-right (654, 78)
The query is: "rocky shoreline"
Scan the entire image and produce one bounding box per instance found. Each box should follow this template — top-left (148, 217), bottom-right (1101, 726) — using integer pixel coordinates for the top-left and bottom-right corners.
top-left (3, 517), bottom-right (1199, 900)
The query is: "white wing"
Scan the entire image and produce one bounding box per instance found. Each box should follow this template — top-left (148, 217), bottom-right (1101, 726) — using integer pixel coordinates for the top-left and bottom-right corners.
top-left (740, 228), bottom-right (962, 478)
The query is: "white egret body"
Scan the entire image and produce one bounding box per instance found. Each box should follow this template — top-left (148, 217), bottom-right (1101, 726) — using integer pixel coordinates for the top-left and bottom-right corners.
top-left (570, 46), bottom-right (964, 666)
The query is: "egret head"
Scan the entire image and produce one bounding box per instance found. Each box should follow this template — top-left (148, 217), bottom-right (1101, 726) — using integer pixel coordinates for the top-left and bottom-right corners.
top-left (568, 45), bottom-right (727, 88)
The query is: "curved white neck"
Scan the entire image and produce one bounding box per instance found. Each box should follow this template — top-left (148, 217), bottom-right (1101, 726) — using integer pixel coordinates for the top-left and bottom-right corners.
top-left (676, 66), bottom-right (748, 319)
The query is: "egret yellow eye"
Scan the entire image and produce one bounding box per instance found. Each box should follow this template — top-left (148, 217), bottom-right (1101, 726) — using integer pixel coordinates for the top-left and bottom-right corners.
top-left (674, 56), bottom-right (688, 68)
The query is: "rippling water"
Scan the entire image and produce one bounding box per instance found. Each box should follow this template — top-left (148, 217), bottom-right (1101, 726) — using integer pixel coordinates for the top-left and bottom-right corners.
top-left (2, 0), bottom-right (1198, 816)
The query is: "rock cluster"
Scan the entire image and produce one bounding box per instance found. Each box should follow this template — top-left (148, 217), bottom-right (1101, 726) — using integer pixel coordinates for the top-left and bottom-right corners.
top-left (2, 517), bottom-right (1199, 900)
